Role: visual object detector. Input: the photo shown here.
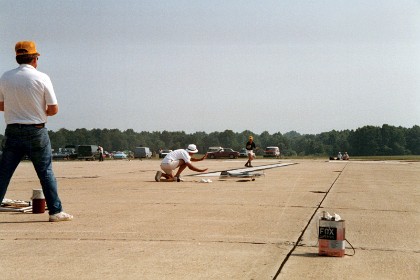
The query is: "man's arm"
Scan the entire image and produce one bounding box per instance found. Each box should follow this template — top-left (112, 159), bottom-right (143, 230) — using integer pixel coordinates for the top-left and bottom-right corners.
top-left (191, 153), bottom-right (208, 162)
top-left (186, 162), bottom-right (208, 173)
top-left (46, 104), bottom-right (58, 116)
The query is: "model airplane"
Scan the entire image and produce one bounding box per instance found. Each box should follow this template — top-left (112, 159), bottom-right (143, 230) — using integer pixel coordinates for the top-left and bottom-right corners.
top-left (219, 170), bottom-right (264, 181)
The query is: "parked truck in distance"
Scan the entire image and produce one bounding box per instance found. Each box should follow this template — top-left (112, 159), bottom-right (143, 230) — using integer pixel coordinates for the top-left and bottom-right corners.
top-left (134, 147), bottom-right (152, 159)
top-left (77, 145), bottom-right (99, 161)
top-left (263, 146), bottom-right (280, 158)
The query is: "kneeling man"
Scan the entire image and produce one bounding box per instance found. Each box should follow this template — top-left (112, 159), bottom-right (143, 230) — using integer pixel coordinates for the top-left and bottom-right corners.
top-left (155, 144), bottom-right (208, 182)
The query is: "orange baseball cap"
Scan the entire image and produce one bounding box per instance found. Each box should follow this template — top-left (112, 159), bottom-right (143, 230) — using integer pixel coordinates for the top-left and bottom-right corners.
top-left (15, 41), bottom-right (40, 56)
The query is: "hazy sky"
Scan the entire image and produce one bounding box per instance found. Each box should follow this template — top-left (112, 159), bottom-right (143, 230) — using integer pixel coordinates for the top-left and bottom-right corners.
top-left (0, 0), bottom-right (419, 134)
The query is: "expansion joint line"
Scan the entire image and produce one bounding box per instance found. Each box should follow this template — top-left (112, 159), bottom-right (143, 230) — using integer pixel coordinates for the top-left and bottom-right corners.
top-left (272, 163), bottom-right (348, 279)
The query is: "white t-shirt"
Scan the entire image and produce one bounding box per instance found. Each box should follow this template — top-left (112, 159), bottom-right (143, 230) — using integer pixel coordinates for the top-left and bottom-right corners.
top-left (162, 149), bottom-right (191, 164)
top-left (0, 64), bottom-right (57, 124)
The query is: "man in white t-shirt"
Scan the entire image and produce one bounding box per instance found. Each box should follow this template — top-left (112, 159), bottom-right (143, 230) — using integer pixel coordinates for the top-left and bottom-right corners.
top-left (155, 144), bottom-right (208, 182)
top-left (0, 41), bottom-right (72, 222)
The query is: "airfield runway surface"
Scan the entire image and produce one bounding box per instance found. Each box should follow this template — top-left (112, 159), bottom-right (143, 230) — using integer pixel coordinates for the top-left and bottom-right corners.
top-left (0, 159), bottom-right (418, 279)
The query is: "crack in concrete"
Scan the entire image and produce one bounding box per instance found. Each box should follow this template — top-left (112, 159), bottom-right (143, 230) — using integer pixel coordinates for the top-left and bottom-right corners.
top-left (272, 162), bottom-right (349, 279)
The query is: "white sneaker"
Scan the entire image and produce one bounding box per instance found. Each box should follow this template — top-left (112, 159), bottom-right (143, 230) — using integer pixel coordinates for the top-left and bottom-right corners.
top-left (49, 212), bottom-right (73, 222)
top-left (155, 171), bottom-right (162, 182)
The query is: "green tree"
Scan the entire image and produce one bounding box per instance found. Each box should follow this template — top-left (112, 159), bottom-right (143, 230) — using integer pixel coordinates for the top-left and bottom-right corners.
top-left (406, 125), bottom-right (420, 154)
top-left (349, 126), bottom-right (382, 156)
top-left (219, 130), bottom-right (237, 149)
top-left (20, 124), bottom-right (415, 158)
top-left (380, 124), bottom-right (407, 155)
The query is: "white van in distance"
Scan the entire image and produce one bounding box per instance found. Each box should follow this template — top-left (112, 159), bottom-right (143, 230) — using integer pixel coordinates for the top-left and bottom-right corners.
top-left (134, 147), bottom-right (152, 159)
top-left (263, 146), bottom-right (280, 158)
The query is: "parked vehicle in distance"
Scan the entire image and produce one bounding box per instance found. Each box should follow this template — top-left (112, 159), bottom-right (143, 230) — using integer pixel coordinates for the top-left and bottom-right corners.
top-left (77, 145), bottom-right (99, 161)
top-left (207, 148), bottom-right (239, 159)
top-left (159, 149), bottom-right (172, 158)
top-left (207, 146), bottom-right (223, 153)
top-left (62, 145), bottom-right (78, 159)
top-left (52, 151), bottom-right (70, 160)
top-left (239, 148), bottom-right (247, 158)
top-left (113, 151), bottom-right (127, 159)
top-left (52, 147), bottom-right (77, 160)
top-left (263, 146), bottom-right (280, 158)
top-left (134, 147), bottom-right (152, 159)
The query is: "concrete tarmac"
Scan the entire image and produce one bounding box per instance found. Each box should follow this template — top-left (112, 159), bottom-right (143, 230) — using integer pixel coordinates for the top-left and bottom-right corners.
top-left (0, 159), bottom-right (419, 279)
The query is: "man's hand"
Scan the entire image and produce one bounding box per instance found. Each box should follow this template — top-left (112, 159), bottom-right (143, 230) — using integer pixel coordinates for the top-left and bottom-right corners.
top-left (46, 104), bottom-right (58, 116)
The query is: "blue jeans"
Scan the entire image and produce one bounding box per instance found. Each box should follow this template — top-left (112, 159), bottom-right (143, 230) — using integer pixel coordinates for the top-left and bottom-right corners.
top-left (0, 125), bottom-right (62, 215)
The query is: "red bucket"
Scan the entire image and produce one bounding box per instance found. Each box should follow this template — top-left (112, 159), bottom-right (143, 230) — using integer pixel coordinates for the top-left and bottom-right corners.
top-left (31, 189), bottom-right (46, 214)
top-left (32, 199), bottom-right (46, 214)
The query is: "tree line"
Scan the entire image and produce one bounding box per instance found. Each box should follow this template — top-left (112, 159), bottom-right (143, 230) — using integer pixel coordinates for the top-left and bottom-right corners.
top-left (1, 124), bottom-right (418, 156)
